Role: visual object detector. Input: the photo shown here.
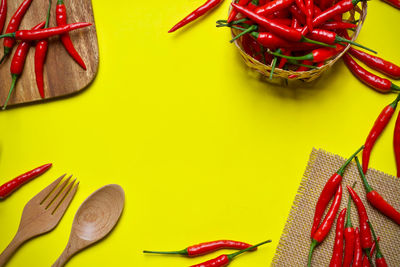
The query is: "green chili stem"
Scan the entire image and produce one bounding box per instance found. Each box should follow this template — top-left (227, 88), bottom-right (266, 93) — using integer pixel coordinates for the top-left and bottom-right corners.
top-left (142, 248), bottom-right (188, 255)
top-left (3, 74), bottom-right (18, 110)
top-left (389, 92), bottom-right (400, 108)
top-left (368, 221), bottom-right (384, 259)
top-left (45, 0), bottom-right (52, 28)
top-left (337, 145), bottom-right (364, 176)
top-left (227, 240), bottom-right (271, 261)
top-left (335, 36), bottom-right (377, 54)
top-left (355, 156), bottom-right (373, 193)
top-left (0, 33), bottom-right (16, 39)
top-left (231, 25), bottom-right (257, 43)
top-left (270, 48), bottom-right (281, 79)
top-left (268, 51), bottom-right (314, 62)
top-left (301, 36), bottom-right (336, 48)
top-left (308, 240), bottom-right (318, 267)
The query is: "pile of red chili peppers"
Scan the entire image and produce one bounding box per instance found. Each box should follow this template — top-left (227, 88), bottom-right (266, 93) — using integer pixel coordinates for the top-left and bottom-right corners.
top-left (0, 0), bottom-right (91, 110)
top-left (144, 239), bottom-right (271, 266)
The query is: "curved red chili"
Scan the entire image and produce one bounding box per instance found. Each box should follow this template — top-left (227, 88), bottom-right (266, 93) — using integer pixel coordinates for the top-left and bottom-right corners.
top-left (143, 240), bottom-right (255, 257)
top-left (231, 3), bottom-right (332, 46)
top-left (308, 184), bottom-right (342, 267)
top-left (355, 156), bottom-right (400, 225)
top-left (0, 0), bottom-right (32, 63)
top-left (368, 222), bottom-right (388, 267)
top-left (349, 47), bottom-right (400, 79)
top-left (394, 110), bottom-right (400, 177)
top-left (321, 21), bottom-right (357, 30)
top-left (343, 53), bottom-right (400, 93)
top-left (254, 0), bottom-right (295, 17)
top-left (362, 94), bottom-right (400, 173)
top-left (2, 22), bottom-right (45, 109)
top-left (269, 45), bottom-right (343, 63)
top-left (0, 22), bottom-right (92, 41)
top-left (329, 208), bottom-right (346, 267)
top-left (56, 0), bottom-right (87, 70)
top-left (343, 193), bottom-right (355, 267)
top-left (309, 146), bottom-right (363, 237)
top-left (305, 0), bottom-right (313, 31)
top-left (169, 0), bottom-right (222, 33)
top-left (0, 163), bottom-right (52, 199)
top-left (347, 186), bottom-right (373, 255)
top-left (34, 0), bottom-right (52, 99)
top-left (190, 240), bottom-right (271, 267)
top-left (353, 228), bottom-right (362, 267)
top-left (228, 0), bottom-right (252, 23)
top-left (0, 0), bottom-right (6, 34)
top-left (250, 31), bottom-right (315, 50)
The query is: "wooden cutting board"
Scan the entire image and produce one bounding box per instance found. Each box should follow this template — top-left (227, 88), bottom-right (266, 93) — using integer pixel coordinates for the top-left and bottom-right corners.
top-left (0, 0), bottom-right (99, 108)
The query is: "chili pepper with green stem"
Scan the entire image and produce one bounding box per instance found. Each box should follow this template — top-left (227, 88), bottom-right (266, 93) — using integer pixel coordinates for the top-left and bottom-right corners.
top-left (231, 3), bottom-right (334, 47)
top-left (349, 47), bottom-right (400, 79)
top-left (329, 208), bottom-right (346, 267)
top-left (310, 146), bottom-right (363, 237)
top-left (2, 22), bottom-right (46, 110)
top-left (169, 0), bottom-right (223, 33)
top-left (269, 44), bottom-right (344, 63)
top-left (0, 22), bottom-right (92, 41)
top-left (143, 240), bottom-right (256, 257)
top-left (347, 186), bottom-right (373, 263)
top-left (254, 0), bottom-right (295, 17)
top-left (56, 0), bottom-right (87, 70)
top-left (190, 240), bottom-right (271, 267)
top-left (343, 188), bottom-right (355, 267)
top-left (0, 163), bottom-right (52, 199)
top-left (308, 185), bottom-right (342, 267)
top-left (34, 0), bottom-right (52, 99)
top-left (362, 93), bottom-right (400, 173)
top-left (343, 54), bottom-right (400, 93)
top-left (368, 222), bottom-right (388, 267)
top-left (355, 156), bottom-right (400, 225)
top-left (0, 0), bottom-right (32, 64)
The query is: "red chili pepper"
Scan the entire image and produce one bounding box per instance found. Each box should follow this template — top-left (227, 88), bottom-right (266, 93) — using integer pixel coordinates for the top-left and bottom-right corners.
top-left (394, 110), bottom-right (400, 177)
top-left (34, 0), bottom-right (52, 99)
top-left (228, 0), bottom-right (252, 23)
top-left (305, 0), bottom-right (314, 31)
top-left (362, 255), bottom-right (371, 267)
top-left (2, 22), bottom-right (46, 110)
top-left (190, 240), bottom-right (271, 267)
top-left (301, 0), bottom-right (362, 35)
top-left (321, 21), bottom-right (356, 30)
top-left (0, 22), bottom-right (92, 41)
top-left (347, 186), bottom-right (373, 257)
top-left (353, 228), bottom-right (362, 267)
top-left (247, 0), bottom-right (260, 10)
top-left (0, 0), bottom-right (6, 34)
top-left (254, 0), bottom-right (295, 16)
top-left (329, 208), bottom-right (346, 267)
top-left (143, 240), bottom-right (255, 256)
top-left (270, 8), bottom-right (290, 18)
top-left (289, 4), bottom-right (306, 25)
top-left (308, 185), bottom-right (342, 267)
top-left (362, 94), bottom-right (400, 173)
top-left (1, 0), bottom-right (33, 63)
top-left (348, 48), bottom-right (400, 79)
top-left (295, 0), bottom-right (307, 13)
top-left (368, 222), bottom-right (388, 267)
top-left (269, 45), bottom-right (343, 62)
top-left (310, 146), bottom-right (362, 238)
top-left (343, 54), bottom-right (400, 93)
top-left (0, 163), bottom-right (52, 200)
top-left (381, 0), bottom-right (400, 8)
top-left (343, 192), bottom-right (355, 267)
top-left (231, 3), bottom-right (332, 46)
top-left (169, 0), bottom-right (222, 33)
top-left (354, 156), bottom-right (400, 225)
top-left (56, 0), bottom-right (87, 70)
top-left (250, 31), bottom-right (319, 50)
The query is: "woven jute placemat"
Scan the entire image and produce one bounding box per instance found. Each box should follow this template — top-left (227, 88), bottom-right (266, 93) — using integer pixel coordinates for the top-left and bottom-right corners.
top-left (271, 148), bottom-right (400, 266)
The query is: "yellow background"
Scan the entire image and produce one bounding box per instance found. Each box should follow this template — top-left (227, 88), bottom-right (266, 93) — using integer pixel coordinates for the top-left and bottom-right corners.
top-left (0, 0), bottom-right (399, 266)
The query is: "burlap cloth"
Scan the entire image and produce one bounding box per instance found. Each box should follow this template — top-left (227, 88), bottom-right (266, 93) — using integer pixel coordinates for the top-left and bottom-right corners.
top-left (271, 148), bottom-right (400, 266)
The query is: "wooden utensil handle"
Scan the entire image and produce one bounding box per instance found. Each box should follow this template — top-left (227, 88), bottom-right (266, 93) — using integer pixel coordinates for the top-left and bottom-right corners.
top-left (0, 234), bottom-right (25, 267)
top-left (52, 245), bottom-right (73, 267)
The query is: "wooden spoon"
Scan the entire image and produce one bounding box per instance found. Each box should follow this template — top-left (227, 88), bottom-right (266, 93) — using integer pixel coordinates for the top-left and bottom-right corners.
top-left (52, 184), bottom-right (125, 267)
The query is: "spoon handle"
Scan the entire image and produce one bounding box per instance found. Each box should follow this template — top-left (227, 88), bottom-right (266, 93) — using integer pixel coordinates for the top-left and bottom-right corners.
top-left (0, 233), bottom-right (25, 267)
top-left (52, 244), bottom-right (74, 267)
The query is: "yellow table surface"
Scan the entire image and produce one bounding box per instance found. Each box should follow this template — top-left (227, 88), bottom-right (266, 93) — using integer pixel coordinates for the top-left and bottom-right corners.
top-left (0, 1), bottom-right (399, 266)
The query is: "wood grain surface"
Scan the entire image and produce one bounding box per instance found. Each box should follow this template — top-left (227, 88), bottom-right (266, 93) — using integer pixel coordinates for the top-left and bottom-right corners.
top-left (0, 0), bottom-right (99, 108)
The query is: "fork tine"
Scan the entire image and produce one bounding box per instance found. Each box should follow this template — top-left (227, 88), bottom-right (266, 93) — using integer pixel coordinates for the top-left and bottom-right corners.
top-left (53, 182), bottom-right (79, 217)
top-left (32, 174), bottom-right (66, 204)
top-left (50, 179), bottom-right (76, 214)
top-left (43, 175), bottom-right (72, 208)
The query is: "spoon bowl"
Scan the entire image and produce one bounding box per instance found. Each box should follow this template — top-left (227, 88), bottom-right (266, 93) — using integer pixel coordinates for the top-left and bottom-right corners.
top-left (52, 184), bottom-right (125, 267)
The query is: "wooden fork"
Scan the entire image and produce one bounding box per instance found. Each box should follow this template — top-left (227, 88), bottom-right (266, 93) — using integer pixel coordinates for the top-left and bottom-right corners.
top-left (0, 175), bottom-right (79, 267)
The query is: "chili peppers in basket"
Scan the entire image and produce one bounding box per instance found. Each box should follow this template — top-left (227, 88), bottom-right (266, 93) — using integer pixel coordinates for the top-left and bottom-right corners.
top-left (362, 93), bottom-right (400, 173)
top-left (34, 0), bottom-right (52, 99)
top-left (0, 0), bottom-right (32, 64)
top-left (190, 240), bottom-right (271, 267)
top-left (355, 156), bottom-right (400, 225)
top-left (169, 0), bottom-right (223, 33)
top-left (0, 163), bottom-right (52, 200)
top-left (2, 22), bottom-right (46, 110)
top-left (308, 184), bottom-right (342, 267)
top-left (143, 240), bottom-right (256, 257)
top-left (329, 208), bottom-right (346, 267)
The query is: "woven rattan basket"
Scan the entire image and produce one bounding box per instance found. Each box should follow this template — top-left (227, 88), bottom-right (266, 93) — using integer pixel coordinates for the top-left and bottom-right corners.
top-left (231, 2), bottom-right (367, 86)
